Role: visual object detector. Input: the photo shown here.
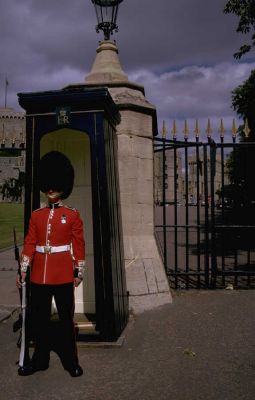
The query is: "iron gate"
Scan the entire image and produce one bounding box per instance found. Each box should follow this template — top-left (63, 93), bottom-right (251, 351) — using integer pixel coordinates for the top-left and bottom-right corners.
top-left (154, 134), bottom-right (255, 289)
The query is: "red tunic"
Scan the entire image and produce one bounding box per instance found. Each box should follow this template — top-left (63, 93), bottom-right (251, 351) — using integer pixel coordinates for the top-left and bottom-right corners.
top-left (21, 205), bottom-right (85, 285)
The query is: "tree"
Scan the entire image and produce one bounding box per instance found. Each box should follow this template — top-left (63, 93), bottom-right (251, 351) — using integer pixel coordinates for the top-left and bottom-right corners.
top-left (224, 0), bottom-right (255, 59)
top-left (224, 71), bottom-right (255, 214)
top-left (231, 69), bottom-right (255, 138)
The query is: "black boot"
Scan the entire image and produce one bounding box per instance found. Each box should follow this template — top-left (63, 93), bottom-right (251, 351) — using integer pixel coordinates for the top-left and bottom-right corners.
top-left (18, 361), bottom-right (49, 376)
top-left (18, 364), bottom-right (34, 376)
top-left (65, 364), bottom-right (83, 377)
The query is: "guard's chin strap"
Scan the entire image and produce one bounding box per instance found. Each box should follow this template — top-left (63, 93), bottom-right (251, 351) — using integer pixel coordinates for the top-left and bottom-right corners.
top-left (46, 190), bottom-right (63, 201)
top-left (47, 201), bottom-right (63, 209)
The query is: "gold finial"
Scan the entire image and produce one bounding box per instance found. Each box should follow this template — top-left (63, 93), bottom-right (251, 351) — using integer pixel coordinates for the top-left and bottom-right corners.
top-left (2, 123), bottom-right (5, 141)
top-left (161, 120), bottom-right (167, 139)
top-left (243, 118), bottom-right (251, 138)
top-left (171, 120), bottom-right (178, 139)
top-left (206, 118), bottom-right (212, 138)
top-left (183, 120), bottom-right (189, 139)
top-left (219, 118), bottom-right (225, 138)
top-left (231, 119), bottom-right (237, 138)
top-left (21, 128), bottom-right (25, 145)
top-left (194, 119), bottom-right (200, 138)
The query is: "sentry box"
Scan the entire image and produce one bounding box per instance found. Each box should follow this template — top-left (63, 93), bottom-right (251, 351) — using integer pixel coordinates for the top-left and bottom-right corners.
top-left (18, 86), bottom-right (128, 341)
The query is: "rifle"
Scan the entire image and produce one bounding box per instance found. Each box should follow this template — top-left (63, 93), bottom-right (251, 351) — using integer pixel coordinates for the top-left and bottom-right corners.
top-left (13, 227), bottom-right (22, 333)
top-left (13, 227), bottom-right (21, 273)
top-left (13, 227), bottom-right (31, 375)
top-left (18, 281), bottom-right (28, 373)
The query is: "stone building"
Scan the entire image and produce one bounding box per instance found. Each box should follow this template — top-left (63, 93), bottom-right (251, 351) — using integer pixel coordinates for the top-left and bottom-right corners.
top-left (0, 108), bottom-right (25, 202)
top-left (187, 152), bottom-right (229, 204)
top-left (154, 147), bottom-right (230, 206)
top-left (0, 107), bottom-right (25, 147)
top-left (154, 149), bottom-right (183, 204)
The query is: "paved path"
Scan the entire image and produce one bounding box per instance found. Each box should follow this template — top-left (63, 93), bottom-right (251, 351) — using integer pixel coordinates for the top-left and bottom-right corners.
top-left (1, 249), bottom-right (255, 399)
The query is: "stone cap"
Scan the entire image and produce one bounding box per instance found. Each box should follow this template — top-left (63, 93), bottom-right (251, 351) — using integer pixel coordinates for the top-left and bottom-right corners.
top-left (85, 40), bottom-right (129, 84)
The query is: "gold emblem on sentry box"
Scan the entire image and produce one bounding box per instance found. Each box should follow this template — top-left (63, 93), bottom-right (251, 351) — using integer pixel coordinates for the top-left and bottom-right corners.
top-left (61, 215), bottom-right (67, 224)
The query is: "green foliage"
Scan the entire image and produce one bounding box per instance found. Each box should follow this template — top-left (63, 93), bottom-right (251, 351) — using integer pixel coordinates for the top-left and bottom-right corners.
top-left (0, 149), bottom-right (21, 157)
top-left (231, 70), bottom-right (255, 139)
top-left (224, 0), bottom-right (255, 58)
top-left (223, 70), bottom-right (255, 212)
top-left (216, 183), bottom-right (234, 198)
top-left (222, 2), bottom-right (255, 219)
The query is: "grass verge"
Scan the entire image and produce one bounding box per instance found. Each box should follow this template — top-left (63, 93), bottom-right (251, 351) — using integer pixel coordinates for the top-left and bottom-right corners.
top-left (0, 203), bottom-right (24, 250)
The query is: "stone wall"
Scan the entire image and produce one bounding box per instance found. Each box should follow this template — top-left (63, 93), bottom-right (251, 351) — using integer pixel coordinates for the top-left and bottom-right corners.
top-left (108, 101), bottom-right (172, 313)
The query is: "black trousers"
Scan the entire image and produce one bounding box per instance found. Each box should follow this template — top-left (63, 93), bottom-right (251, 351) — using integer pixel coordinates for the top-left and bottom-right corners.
top-left (31, 282), bottom-right (78, 369)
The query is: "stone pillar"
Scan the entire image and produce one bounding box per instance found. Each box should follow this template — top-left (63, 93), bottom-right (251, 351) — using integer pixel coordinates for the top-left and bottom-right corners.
top-left (67, 40), bottom-right (172, 313)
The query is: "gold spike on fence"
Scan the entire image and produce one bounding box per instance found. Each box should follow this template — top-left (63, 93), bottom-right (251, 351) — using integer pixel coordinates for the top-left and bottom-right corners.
top-left (183, 120), bottom-right (189, 139)
top-left (243, 118), bottom-right (251, 138)
top-left (231, 119), bottom-right (237, 138)
top-left (159, 119), bottom-right (253, 140)
top-left (206, 119), bottom-right (212, 138)
top-left (194, 119), bottom-right (200, 138)
top-left (219, 119), bottom-right (225, 138)
top-left (161, 120), bottom-right (167, 139)
top-left (171, 120), bottom-right (177, 139)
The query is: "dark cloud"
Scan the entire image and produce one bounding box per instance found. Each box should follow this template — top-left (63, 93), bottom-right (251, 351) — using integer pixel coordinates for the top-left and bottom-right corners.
top-left (131, 62), bottom-right (255, 120)
top-left (0, 0), bottom-right (254, 121)
top-left (117, 0), bottom-right (248, 71)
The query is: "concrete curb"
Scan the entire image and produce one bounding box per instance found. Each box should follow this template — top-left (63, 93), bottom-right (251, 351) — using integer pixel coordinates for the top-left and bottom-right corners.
top-left (0, 306), bottom-right (135, 349)
top-left (0, 267), bottom-right (17, 271)
top-left (76, 315), bottom-right (134, 348)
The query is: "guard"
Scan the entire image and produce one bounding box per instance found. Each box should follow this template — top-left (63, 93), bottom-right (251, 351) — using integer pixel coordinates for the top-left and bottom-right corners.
top-left (16, 151), bottom-right (85, 377)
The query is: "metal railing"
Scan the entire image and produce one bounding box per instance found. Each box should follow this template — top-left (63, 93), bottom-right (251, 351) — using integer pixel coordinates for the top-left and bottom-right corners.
top-left (154, 119), bottom-right (255, 289)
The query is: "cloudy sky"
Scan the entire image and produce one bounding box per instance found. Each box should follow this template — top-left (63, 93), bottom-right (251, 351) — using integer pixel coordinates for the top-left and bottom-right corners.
top-left (1, 0), bottom-right (255, 138)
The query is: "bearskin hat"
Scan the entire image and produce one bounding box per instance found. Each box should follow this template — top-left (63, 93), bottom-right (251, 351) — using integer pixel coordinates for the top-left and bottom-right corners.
top-left (39, 151), bottom-right (74, 199)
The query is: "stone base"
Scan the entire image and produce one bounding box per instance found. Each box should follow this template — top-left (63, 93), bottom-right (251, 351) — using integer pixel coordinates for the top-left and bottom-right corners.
top-left (125, 255), bottom-right (172, 315)
top-left (129, 292), bottom-right (172, 315)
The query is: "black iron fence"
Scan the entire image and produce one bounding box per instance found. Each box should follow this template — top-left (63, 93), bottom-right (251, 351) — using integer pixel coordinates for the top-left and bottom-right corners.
top-left (154, 124), bottom-right (255, 289)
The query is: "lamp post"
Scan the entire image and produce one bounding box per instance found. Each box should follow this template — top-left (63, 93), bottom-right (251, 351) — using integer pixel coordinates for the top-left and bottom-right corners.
top-left (91, 0), bottom-right (123, 41)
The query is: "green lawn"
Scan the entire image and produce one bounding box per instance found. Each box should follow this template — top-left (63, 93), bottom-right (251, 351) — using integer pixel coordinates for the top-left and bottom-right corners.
top-left (0, 203), bottom-right (24, 250)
